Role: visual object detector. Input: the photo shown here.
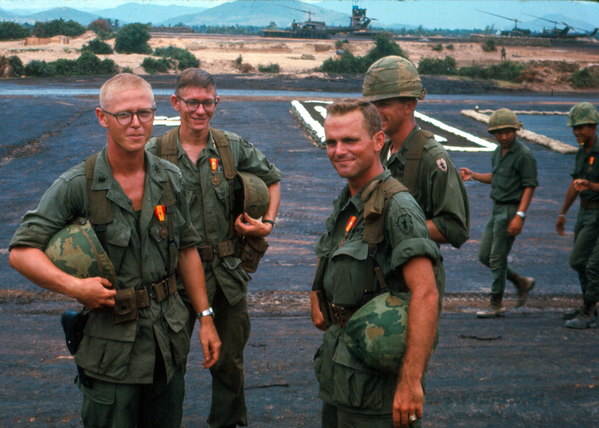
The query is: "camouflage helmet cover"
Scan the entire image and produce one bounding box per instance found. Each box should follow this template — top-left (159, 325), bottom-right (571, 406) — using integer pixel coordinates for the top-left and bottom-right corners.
top-left (567, 102), bottom-right (599, 127)
top-left (234, 171), bottom-right (270, 220)
top-left (44, 217), bottom-right (116, 285)
top-left (488, 108), bottom-right (522, 134)
top-left (363, 56), bottom-right (427, 102)
top-left (344, 292), bottom-right (410, 373)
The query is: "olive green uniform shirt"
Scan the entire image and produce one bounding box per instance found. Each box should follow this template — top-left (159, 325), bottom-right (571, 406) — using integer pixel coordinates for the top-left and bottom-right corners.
top-left (571, 137), bottom-right (599, 202)
top-left (381, 125), bottom-right (470, 248)
top-left (312, 171), bottom-right (443, 414)
top-left (147, 129), bottom-right (282, 305)
top-left (490, 138), bottom-right (538, 202)
top-left (10, 147), bottom-right (201, 384)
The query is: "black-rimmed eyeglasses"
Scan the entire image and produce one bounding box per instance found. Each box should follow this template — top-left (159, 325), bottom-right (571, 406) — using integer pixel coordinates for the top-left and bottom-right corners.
top-left (176, 96), bottom-right (218, 112)
top-left (102, 108), bottom-right (156, 126)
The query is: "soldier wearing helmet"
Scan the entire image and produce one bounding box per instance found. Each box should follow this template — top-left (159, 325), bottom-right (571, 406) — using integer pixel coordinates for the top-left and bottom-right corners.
top-left (556, 102), bottom-right (599, 329)
top-left (146, 69), bottom-right (281, 428)
top-left (9, 73), bottom-right (220, 427)
top-left (460, 108), bottom-right (538, 318)
top-left (363, 56), bottom-right (470, 251)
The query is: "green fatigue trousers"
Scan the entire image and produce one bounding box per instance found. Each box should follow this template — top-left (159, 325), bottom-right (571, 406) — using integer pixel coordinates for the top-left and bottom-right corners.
top-left (570, 206), bottom-right (599, 304)
top-left (478, 203), bottom-right (522, 296)
top-left (207, 284), bottom-right (251, 428)
top-left (322, 402), bottom-right (423, 428)
top-left (78, 349), bottom-right (185, 428)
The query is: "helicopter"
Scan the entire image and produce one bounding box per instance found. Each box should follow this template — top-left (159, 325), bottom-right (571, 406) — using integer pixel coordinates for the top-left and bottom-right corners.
top-left (261, 1), bottom-right (375, 39)
top-left (522, 13), bottom-right (570, 38)
top-left (523, 13), bottom-right (598, 39)
top-left (476, 10), bottom-right (532, 37)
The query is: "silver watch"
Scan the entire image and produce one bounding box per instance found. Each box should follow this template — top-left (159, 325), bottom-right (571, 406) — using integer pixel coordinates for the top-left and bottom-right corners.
top-left (197, 307), bottom-right (214, 320)
top-left (516, 211), bottom-right (526, 219)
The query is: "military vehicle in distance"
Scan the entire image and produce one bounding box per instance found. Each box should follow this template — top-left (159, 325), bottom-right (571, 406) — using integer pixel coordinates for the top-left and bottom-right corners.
top-left (261, 3), bottom-right (374, 39)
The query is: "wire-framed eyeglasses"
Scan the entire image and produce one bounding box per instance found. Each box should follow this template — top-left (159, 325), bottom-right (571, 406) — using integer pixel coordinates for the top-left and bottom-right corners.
top-left (176, 96), bottom-right (218, 112)
top-left (102, 108), bottom-right (156, 126)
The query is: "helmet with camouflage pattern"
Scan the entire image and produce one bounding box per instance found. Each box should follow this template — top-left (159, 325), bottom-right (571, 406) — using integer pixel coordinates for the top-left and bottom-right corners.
top-left (45, 217), bottom-right (116, 285)
top-left (567, 102), bottom-right (599, 127)
top-left (344, 292), bottom-right (410, 373)
top-left (363, 56), bottom-right (427, 102)
top-left (234, 171), bottom-right (270, 220)
top-left (488, 108), bottom-right (522, 134)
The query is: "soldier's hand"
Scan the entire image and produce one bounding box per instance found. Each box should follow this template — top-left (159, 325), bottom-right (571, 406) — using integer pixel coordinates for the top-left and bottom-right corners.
top-left (574, 179), bottom-right (590, 192)
top-left (198, 316), bottom-right (221, 369)
top-left (73, 277), bottom-right (116, 310)
top-left (507, 215), bottom-right (523, 236)
top-left (556, 215), bottom-right (566, 235)
top-left (459, 167), bottom-right (472, 182)
top-left (310, 291), bottom-right (326, 331)
top-left (234, 213), bottom-right (273, 238)
top-left (393, 377), bottom-right (424, 427)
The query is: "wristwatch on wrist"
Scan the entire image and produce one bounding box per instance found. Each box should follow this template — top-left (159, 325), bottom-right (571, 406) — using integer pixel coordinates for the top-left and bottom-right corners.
top-left (263, 219), bottom-right (275, 229)
top-left (516, 211), bottom-right (526, 219)
top-left (197, 307), bottom-right (214, 320)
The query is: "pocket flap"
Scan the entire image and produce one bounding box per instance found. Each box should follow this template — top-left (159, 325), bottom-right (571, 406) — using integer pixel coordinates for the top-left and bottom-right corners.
top-left (84, 312), bottom-right (136, 341)
top-left (332, 239), bottom-right (369, 260)
top-left (164, 295), bottom-right (189, 334)
top-left (105, 220), bottom-right (131, 248)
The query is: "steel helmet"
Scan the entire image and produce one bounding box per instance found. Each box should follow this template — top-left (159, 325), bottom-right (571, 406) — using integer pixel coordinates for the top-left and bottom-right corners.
top-left (234, 171), bottom-right (270, 220)
top-left (44, 217), bottom-right (116, 285)
top-left (488, 108), bottom-right (522, 134)
top-left (567, 102), bottom-right (599, 127)
top-left (363, 56), bottom-right (427, 102)
top-left (344, 292), bottom-right (410, 373)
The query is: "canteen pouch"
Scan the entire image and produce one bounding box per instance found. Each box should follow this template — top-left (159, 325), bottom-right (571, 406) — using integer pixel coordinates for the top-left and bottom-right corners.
top-left (238, 237), bottom-right (269, 273)
top-left (111, 288), bottom-right (138, 324)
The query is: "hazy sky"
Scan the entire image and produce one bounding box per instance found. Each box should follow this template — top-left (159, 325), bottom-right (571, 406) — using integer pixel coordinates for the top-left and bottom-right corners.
top-left (0, 0), bottom-right (597, 30)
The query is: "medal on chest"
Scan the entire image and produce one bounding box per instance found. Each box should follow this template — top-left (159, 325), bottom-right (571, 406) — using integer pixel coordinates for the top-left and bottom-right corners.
top-left (154, 205), bottom-right (168, 239)
top-left (210, 158), bottom-right (220, 185)
top-left (588, 156), bottom-right (595, 173)
top-left (338, 215), bottom-right (357, 248)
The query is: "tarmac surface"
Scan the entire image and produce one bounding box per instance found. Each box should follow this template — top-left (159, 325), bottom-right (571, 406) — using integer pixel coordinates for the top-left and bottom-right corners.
top-left (1, 75), bottom-right (598, 427)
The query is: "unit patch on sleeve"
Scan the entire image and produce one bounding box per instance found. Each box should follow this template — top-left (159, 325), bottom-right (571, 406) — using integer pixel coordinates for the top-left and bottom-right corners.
top-left (396, 213), bottom-right (414, 236)
top-left (436, 157), bottom-right (448, 173)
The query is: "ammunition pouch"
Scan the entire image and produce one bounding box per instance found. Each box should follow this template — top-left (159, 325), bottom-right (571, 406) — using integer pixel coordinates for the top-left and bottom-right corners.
top-left (238, 236), bottom-right (269, 274)
top-left (112, 275), bottom-right (177, 324)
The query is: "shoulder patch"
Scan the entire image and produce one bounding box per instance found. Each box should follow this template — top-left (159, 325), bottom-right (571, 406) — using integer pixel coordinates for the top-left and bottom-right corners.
top-left (396, 212), bottom-right (414, 235)
top-left (436, 157), bottom-right (448, 173)
top-left (241, 138), bottom-right (254, 149)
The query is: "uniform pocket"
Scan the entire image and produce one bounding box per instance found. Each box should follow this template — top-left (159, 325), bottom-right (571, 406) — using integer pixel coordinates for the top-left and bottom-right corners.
top-left (104, 220), bottom-right (131, 273)
top-left (326, 239), bottom-right (370, 306)
top-left (164, 294), bottom-right (191, 367)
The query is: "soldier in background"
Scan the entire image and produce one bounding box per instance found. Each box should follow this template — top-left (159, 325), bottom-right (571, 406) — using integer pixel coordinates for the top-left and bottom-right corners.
top-left (556, 102), bottom-right (599, 329)
top-left (501, 47), bottom-right (507, 61)
top-left (146, 68), bottom-right (281, 428)
top-left (311, 99), bottom-right (443, 428)
top-left (460, 109), bottom-right (538, 318)
top-left (9, 73), bottom-right (220, 427)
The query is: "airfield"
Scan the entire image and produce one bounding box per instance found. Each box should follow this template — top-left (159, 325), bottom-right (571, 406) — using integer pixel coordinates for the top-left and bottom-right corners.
top-left (1, 70), bottom-right (599, 427)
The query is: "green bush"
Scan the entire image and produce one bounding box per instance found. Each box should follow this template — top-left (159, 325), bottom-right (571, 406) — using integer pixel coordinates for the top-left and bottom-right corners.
top-left (320, 31), bottom-right (407, 74)
top-left (432, 43), bottom-right (443, 51)
top-left (154, 46), bottom-right (199, 70)
top-left (121, 66), bottom-right (134, 74)
top-left (114, 23), bottom-right (152, 54)
top-left (458, 60), bottom-right (524, 82)
top-left (258, 63), bottom-right (280, 73)
top-left (481, 38), bottom-right (496, 52)
top-left (335, 39), bottom-right (344, 49)
top-left (82, 38), bottom-right (113, 55)
top-left (32, 19), bottom-right (86, 38)
top-left (417, 56), bottom-right (457, 75)
top-left (23, 52), bottom-right (116, 77)
top-left (24, 60), bottom-right (54, 77)
top-left (76, 51), bottom-right (117, 75)
top-left (8, 55), bottom-right (23, 76)
top-left (446, 44), bottom-right (454, 50)
top-left (0, 22), bottom-right (30, 41)
top-left (570, 68), bottom-right (599, 88)
top-left (142, 57), bottom-right (172, 73)
top-left (88, 18), bottom-right (115, 40)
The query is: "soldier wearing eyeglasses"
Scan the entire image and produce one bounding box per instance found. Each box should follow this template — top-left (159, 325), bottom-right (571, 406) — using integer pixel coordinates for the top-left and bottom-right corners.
top-left (9, 73), bottom-right (221, 427)
top-left (147, 69), bottom-right (281, 428)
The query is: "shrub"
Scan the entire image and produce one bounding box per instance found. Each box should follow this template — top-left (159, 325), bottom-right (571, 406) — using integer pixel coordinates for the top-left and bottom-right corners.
top-left (446, 44), bottom-right (454, 50)
top-left (481, 38), bottom-right (496, 52)
top-left (320, 50), bottom-right (366, 73)
top-left (258, 63), bottom-right (280, 73)
top-left (24, 60), bottom-right (54, 77)
top-left (417, 56), bottom-right (457, 75)
top-left (32, 18), bottom-right (86, 38)
top-left (0, 22), bottom-right (30, 41)
top-left (114, 23), bottom-right (152, 54)
top-left (364, 31), bottom-right (408, 63)
top-left (232, 54), bottom-right (254, 73)
top-left (88, 18), bottom-right (114, 40)
top-left (570, 67), bottom-right (599, 88)
top-left (8, 55), bottom-right (23, 76)
top-left (335, 39), bottom-right (345, 49)
top-left (76, 51), bottom-right (117, 75)
top-left (142, 57), bottom-right (172, 73)
top-left (82, 38), bottom-right (113, 55)
top-left (121, 66), bottom-right (134, 74)
top-left (458, 60), bottom-right (524, 82)
top-left (432, 43), bottom-right (443, 51)
top-left (154, 46), bottom-right (199, 70)
top-left (23, 52), bottom-right (116, 77)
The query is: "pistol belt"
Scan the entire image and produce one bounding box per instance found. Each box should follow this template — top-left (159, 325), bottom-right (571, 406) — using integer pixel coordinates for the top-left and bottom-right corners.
top-left (328, 302), bottom-right (360, 329)
top-left (198, 240), bottom-right (237, 262)
top-left (122, 275), bottom-right (177, 309)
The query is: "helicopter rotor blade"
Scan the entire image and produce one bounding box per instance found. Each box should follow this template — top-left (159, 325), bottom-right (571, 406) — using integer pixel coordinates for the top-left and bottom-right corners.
top-left (523, 13), bottom-right (561, 25)
top-left (476, 9), bottom-right (518, 23)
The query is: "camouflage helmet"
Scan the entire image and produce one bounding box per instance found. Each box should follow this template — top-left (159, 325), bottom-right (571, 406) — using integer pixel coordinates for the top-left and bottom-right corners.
top-left (488, 108), bottom-right (522, 134)
top-left (567, 102), bottom-right (599, 127)
top-left (363, 56), bottom-right (427, 102)
top-left (344, 292), bottom-right (410, 373)
top-left (233, 171), bottom-right (270, 220)
top-left (44, 217), bottom-right (116, 285)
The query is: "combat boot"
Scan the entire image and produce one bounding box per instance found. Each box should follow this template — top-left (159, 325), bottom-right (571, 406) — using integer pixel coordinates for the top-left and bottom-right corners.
top-left (476, 294), bottom-right (505, 319)
top-left (513, 275), bottom-right (535, 308)
top-left (562, 305), bottom-right (598, 320)
top-left (565, 300), bottom-right (597, 329)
